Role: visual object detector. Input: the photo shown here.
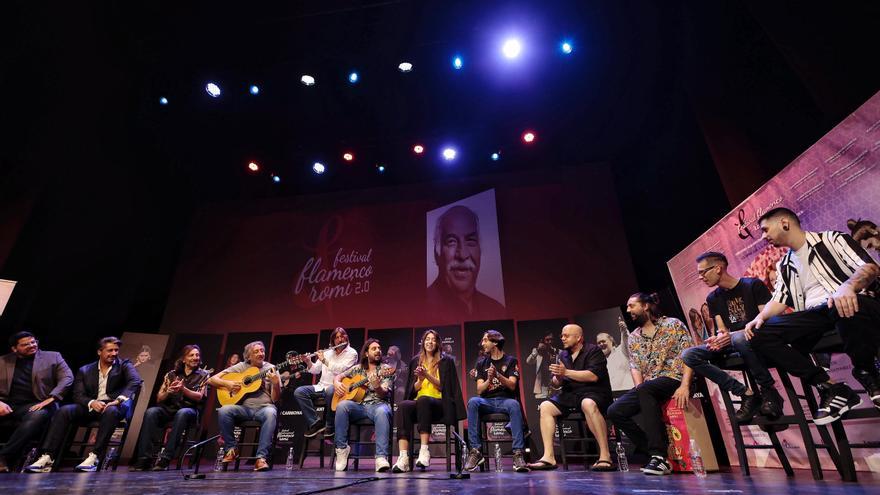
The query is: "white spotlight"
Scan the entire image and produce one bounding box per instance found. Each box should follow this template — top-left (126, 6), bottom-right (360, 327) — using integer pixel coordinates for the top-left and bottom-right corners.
top-left (205, 82), bottom-right (221, 97)
top-left (398, 62), bottom-right (413, 73)
top-left (502, 38), bottom-right (522, 59)
top-left (301, 75), bottom-right (316, 86)
top-left (312, 162), bottom-right (326, 174)
top-left (442, 147), bottom-right (457, 161)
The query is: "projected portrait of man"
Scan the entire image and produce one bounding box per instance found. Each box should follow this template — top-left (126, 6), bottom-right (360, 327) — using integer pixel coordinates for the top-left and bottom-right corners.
top-left (427, 205), bottom-right (505, 322)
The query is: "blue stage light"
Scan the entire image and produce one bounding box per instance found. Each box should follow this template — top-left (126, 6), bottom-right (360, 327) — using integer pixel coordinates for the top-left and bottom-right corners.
top-left (442, 147), bottom-right (457, 161)
top-left (453, 56), bottom-right (463, 70)
top-left (205, 83), bottom-right (221, 97)
top-left (348, 72), bottom-right (359, 83)
top-left (491, 152), bottom-right (500, 161)
top-left (561, 41), bottom-right (573, 54)
top-left (272, 175), bottom-right (281, 183)
top-left (249, 85), bottom-right (260, 95)
top-left (377, 164), bottom-right (386, 173)
top-left (301, 75), bottom-right (315, 86)
top-left (398, 62), bottom-right (413, 73)
top-left (502, 38), bottom-right (522, 59)
top-left (159, 97), bottom-right (169, 105)
top-left (312, 162), bottom-right (326, 174)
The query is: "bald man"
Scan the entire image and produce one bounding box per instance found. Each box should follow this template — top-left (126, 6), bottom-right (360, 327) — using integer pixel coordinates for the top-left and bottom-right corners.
top-left (427, 205), bottom-right (505, 322)
top-left (527, 324), bottom-right (614, 471)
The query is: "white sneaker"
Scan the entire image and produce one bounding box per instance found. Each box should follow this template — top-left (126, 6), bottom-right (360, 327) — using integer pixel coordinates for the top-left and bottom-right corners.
top-left (391, 453), bottom-right (410, 473)
top-left (334, 446), bottom-right (351, 472)
top-left (415, 446), bottom-right (431, 468)
top-left (375, 456), bottom-right (391, 472)
top-left (25, 454), bottom-right (54, 473)
top-left (75, 452), bottom-right (99, 472)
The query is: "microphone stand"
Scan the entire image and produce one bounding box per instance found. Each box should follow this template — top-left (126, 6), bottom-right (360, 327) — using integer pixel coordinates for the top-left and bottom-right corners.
top-left (182, 434), bottom-right (221, 480)
top-left (449, 429), bottom-right (471, 480)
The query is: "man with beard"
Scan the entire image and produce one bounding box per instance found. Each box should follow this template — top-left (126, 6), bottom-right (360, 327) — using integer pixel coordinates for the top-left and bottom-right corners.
top-left (333, 339), bottom-right (394, 472)
top-left (462, 330), bottom-right (529, 473)
top-left (747, 208), bottom-right (880, 424)
top-left (681, 251), bottom-right (783, 424)
top-left (607, 293), bottom-right (694, 476)
top-left (596, 318), bottom-right (634, 391)
top-left (527, 324), bottom-right (614, 471)
top-left (0, 332), bottom-right (73, 473)
top-left (209, 341), bottom-right (280, 472)
top-left (26, 336), bottom-right (142, 473)
top-left (293, 327), bottom-right (358, 438)
top-left (427, 205), bottom-right (505, 322)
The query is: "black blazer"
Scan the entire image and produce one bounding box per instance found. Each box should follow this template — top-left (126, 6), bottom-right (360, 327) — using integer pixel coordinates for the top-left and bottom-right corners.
top-left (402, 355), bottom-right (466, 424)
top-left (73, 358), bottom-right (143, 409)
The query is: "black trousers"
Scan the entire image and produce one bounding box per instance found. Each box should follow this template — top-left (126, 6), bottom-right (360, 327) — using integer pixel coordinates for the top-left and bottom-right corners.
top-left (41, 402), bottom-right (130, 458)
top-left (750, 295), bottom-right (880, 385)
top-left (0, 402), bottom-right (57, 459)
top-left (395, 396), bottom-right (444, 440)
top-left (606, 377), bottom-right (680, 458)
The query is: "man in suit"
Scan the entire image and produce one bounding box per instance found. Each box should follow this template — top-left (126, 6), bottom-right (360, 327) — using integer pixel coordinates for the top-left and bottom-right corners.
top-left (26, 336), bottom-right (142, 473)
top-left (0, 331), bottom-right (74, 472)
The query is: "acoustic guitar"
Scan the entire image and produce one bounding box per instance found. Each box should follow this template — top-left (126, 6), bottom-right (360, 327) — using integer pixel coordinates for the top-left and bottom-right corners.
top-left (216, 358), bottom-right (294, 406)
top-left (331, 367), bottom-right (396, 411)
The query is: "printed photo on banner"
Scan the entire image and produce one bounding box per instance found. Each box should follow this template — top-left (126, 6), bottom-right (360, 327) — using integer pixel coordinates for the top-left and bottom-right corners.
top-left (425, 189), bottom-right (506, 323)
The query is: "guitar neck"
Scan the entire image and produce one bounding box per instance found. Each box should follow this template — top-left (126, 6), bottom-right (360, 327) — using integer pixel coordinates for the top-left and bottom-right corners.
top-left (244, 361), bottom-right (288, 385)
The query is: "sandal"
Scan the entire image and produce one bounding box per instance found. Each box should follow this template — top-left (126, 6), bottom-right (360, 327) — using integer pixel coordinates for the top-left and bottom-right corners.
top-left (591, 459), bottom-right (617, 472)
top-left (527, 459), bottom-right (558, 470)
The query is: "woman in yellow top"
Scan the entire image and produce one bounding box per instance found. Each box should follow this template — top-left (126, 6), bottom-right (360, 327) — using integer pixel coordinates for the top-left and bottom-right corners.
top-left (392, 329), bottom-right (465, 472)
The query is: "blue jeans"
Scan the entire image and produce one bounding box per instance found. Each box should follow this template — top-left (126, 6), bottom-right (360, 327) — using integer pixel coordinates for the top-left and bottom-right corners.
top-left (334, 401), bottom-right (392, 457)
top-left (217, 405), bottom-right (277, 459)
top-left (136, 406), bottom-right (199, 460)
top-left (466, 397), bottom-right (525, 450)
top-left (293, 384), bottom-right (335, 428)
top-left (682, 330), bottom-right (775, 396)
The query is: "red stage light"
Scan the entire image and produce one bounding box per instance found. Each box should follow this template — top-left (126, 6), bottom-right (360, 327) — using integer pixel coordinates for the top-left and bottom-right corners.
top-left (247, 161), bottom-right (260, 172)
top-left (522, 131), bottom-right (536, 143)
top-left (343, 152), bottom-right (354, 162)
top-left (413, 144), bottom-right (425, 154)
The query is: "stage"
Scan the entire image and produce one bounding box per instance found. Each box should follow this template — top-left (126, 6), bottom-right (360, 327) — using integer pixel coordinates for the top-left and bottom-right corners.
top-left (2, 464), bottom-right (877, 495)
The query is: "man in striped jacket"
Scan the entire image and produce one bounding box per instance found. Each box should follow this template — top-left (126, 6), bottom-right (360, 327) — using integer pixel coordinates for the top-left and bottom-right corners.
top-left (746, 207), bottom-right (880, 425)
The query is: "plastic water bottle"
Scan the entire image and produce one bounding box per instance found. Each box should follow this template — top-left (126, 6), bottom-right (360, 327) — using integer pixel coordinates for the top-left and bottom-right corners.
top-left (616, 442), bottom-right (629, 472)
top-left (214, 447), bottom-right (225, 472)
top-left (20, 448), bottom-right (38, 473)
top-left (494, 443), bottom-right (503, 472)
top-left (689, 439), bottom-right (707, 478)
top-left (286, 447), bottom-right (295, 470)
top-left (101, 447), bottom-right (117, 472)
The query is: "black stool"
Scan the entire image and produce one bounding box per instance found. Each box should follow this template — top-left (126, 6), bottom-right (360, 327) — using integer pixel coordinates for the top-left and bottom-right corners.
top-left (555, 412), bottom-right (600, 470)
top-left (226, 419), bottom-right (278, 471)
top-left (298, 396), bottom-right (330, 468)
top-left (409, 422), bottom-right (462, 472)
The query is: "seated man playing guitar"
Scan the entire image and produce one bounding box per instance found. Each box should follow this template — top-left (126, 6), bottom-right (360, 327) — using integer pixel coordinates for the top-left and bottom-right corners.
top-left (208, 341), bottom-right (280, 472)
top-left (332, 338), bottom-right (395, 472)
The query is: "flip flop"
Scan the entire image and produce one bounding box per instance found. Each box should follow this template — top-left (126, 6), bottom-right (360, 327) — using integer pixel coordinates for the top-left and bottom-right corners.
top-left (527, 460), bottom-right (558, 470)
top-left (591, 460), bottom-right (617, 472)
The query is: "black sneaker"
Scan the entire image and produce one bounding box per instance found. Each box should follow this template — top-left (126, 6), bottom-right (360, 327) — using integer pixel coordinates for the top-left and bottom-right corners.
top-left (324, 429), bottom-right (335, 438)
top-left (130, 458), bottom-right (152, 472)
top-left (151, 457), bottom-right (170, 471)
top-left (759, 386), bottom-right (784, 420)
top-left (512, 449), bottom-right (529, 473)
top-left (734, 393), bottom-right (763, 423)
top-left (463, 448), bottom-right (484, 472)
top-left (852, 368), bottom-right (880, 409)
top-left (642, 456), bottom-right (671, 476)
top-left (814, 383), bottom-right (862, 425)
top-left (303, 421), bottom-right (326, 438)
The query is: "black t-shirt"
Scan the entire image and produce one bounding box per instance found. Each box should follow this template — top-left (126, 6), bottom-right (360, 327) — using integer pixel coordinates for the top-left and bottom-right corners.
top-left (159, 368), bottom-right (210, 413)
top-left (707, 277), bottom-right (772, 331)
top-left (10, 355), bottom-right (37, 406)
top-left (556, 344), bottom-right (612, 402)
top-left (477, 354), bottom-right (519, 400)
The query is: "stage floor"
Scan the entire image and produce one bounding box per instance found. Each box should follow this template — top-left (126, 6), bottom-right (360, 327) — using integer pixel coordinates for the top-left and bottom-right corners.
top-left (2, 463), bottom-right (878, 495)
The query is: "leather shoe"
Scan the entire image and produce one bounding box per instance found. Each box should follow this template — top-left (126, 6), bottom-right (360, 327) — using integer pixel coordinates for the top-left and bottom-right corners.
top-left (222, 448), bottom-right (238, 463)
top-left (254, 458), bottom-right (270, 471)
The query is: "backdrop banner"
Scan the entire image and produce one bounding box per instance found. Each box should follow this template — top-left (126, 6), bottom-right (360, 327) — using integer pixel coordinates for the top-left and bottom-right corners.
top-left (667, 90), bottom-right (880, 472)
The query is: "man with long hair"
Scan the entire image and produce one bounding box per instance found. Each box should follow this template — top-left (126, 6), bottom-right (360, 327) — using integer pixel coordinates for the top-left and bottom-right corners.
top-left (391, 329), bottom-right (466, 472)
top-left (209, 341), bottom-right (280, 472)
top-left (132, 345), bottom-right (209, 471)
top-left (333, 339), bottom-right (394, 472)
top-left (607, 293), bottom-right (694, 476)
top-left (747, 208), bottom-right (880, 424)
top-left (294, 327), bottom-right (358, 438)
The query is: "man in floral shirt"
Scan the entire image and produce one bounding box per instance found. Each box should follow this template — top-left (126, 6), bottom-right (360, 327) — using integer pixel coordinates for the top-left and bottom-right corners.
top-left (607, 292), bottom-right (694, 476)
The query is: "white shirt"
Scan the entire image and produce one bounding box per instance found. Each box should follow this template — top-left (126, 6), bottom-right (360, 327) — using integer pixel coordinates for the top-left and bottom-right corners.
top-left (791, 243), bottom-right (831, 309)
top-left (606, 345), bottom-right (635, 391)
top-left (309, 345), bottom-right (359, 392)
